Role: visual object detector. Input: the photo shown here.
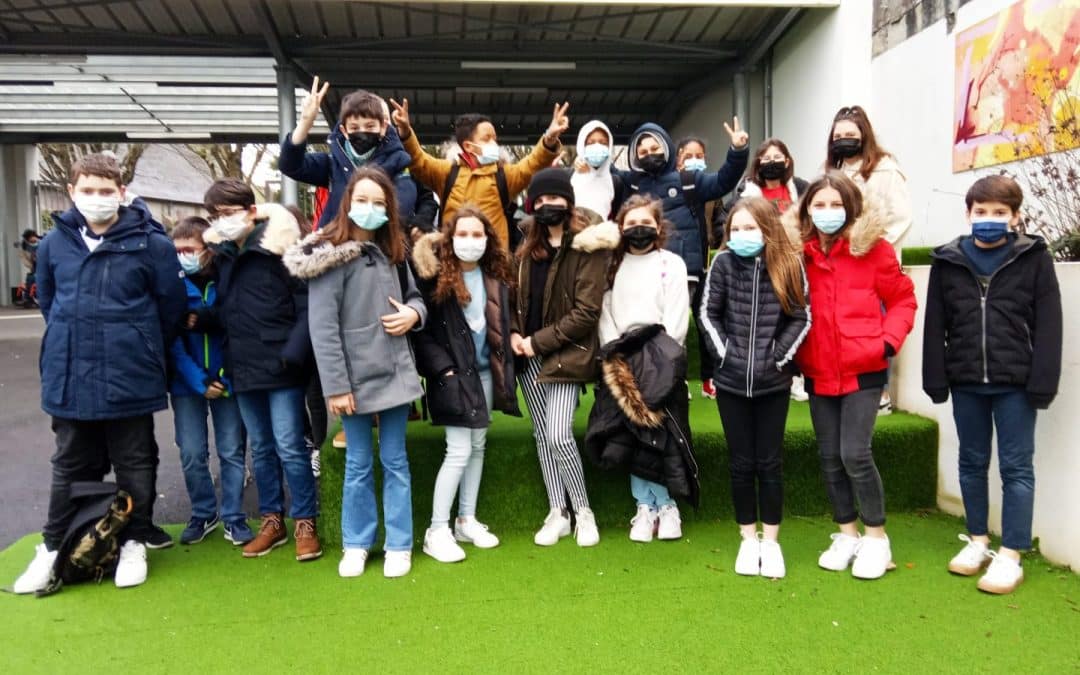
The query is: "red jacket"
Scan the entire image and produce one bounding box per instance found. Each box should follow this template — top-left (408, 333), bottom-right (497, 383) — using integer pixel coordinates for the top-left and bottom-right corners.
top-left (795, 207), bottom-right (917, 397)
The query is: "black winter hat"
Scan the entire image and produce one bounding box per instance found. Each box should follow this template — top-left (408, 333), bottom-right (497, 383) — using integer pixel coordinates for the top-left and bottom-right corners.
top-left (526, 168), bottom-right (575, 211)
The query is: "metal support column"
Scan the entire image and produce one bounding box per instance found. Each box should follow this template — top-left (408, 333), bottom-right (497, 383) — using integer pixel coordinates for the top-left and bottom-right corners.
top-left (733, 70), bottom-right (750, 129)
top-left (276, 66), bottom-right (298, 207)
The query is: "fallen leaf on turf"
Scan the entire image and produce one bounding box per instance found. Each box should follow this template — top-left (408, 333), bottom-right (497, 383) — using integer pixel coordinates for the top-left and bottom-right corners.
top-left (832, 621), bottom-right (839, 627)
top-left (905, 562), bottom-right (915, 569)
top-left (706, 564), bottom-right (723, 572)
top-left (1007, 604), bottom-right (1020, 610)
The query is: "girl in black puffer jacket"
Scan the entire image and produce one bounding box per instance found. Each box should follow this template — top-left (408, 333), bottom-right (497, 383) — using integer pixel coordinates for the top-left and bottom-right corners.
top-left (701, 197), bottom-right (810, 579)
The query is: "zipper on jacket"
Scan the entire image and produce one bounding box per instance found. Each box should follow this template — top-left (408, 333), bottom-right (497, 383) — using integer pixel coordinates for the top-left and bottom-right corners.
top-left (202, 281), bottom-right (213, 370)
top-left (747, 257), bottom-right (761, 397)
top-left (665, 406), bottom-right (699, 481)
top-left (964, 252), bottom-right (1026, 386)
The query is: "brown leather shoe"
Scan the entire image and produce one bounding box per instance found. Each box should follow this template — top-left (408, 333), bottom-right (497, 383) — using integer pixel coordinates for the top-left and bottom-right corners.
top-left (332, 430), bottom-right (347, 449)
top-left (294, 518), bottom-right (322, 561)
top-left (242, 513), bottom-right (287, 558)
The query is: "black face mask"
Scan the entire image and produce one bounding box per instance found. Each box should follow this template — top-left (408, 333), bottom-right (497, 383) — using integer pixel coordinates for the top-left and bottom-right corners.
top-left (623, 226), bottom-right (659, 250)
top-left (347, 131), bottom-right (381, 156)
top-left (638, 153), bottom-right (667, 174)
top-left (534, 205), bottom-right (570, 228)
top-left (831, 138), bottom-right (862, 159)
top-left (759, 161), bottom-right (787, 181)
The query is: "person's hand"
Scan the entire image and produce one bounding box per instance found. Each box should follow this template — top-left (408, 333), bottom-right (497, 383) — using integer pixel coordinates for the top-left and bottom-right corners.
top-left (389, 98), bottom-right (413, 139)
top-left (521, 336), bottom-right (536, 358)
top-left (724, 116), bottom-right (749, 149)
top-left (328, 392), bottom-right (356, 416)
top-left (510, 333), bottom-right (525, 356)
top-left (204, 381), bottom-right (226, 400)
top-left (381, 297), bottom-right (420, 336)
top-left (186, 312), bottom-right (198, 330)
top-left (293, 76), bottom-right (330, 143)
top-left (573, 157), bottom-right (589, 174)
top-left (544, 102), bottom-right (570, 146)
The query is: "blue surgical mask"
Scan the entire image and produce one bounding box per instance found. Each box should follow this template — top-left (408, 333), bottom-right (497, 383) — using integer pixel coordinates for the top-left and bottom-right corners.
top-left (349, 203), bottom-right (389, 231)
top-left (811, 208), bottom-right (847, 235)
top-left (583, 143), bottom-right (610, 169)
top-left (177, 251), bottom-right (204, 275)
top-left (475, 141), bottom-right (500, 166)
top-left (728, 229), bottom-right (764, 257)
top-left (971, 218), bottom-right (1010, 244)
top-left (683, 158), bottom-right (707, 173)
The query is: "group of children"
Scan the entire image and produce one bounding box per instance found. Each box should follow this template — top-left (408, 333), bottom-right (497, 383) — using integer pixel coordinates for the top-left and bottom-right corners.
top-left (11, 85), bottom-right (1062, 597)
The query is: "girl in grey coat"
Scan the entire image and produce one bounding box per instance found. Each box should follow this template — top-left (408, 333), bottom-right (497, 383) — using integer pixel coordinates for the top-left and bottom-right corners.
top-left (284, 168), bottom-right (427, 580)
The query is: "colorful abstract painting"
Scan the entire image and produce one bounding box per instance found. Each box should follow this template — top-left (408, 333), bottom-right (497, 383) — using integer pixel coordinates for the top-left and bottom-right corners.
top-left (953, 0), bottom-right (1080, 172)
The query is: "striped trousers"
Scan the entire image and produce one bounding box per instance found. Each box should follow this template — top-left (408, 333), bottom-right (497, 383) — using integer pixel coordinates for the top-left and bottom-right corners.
top-left (518, 356), bottom-right (591, 512)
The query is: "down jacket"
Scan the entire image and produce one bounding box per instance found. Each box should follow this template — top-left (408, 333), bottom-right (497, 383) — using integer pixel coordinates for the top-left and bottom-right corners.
top-left (584, 324), bottom-right (699, 506)
top-left (410, 232), bottom-right (521, 428)
top-left (700, 250), bottom-right (811, 398)
top-left (922, 234), bottom-right (1062, 408)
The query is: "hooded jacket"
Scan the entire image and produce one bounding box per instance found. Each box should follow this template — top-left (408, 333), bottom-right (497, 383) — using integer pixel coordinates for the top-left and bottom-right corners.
top-left (571, 120), bottom-right (619, 220)
top-left (203, 204), bottom-right (311, 393)
top-left (617, 123), bottom-right (749, 278)
top-left (168, 273), bottom-right (233, 398)
top-left (284, 232), bottom-right (427, 415)
top-left (839, 156), bottom-right (912, 251)
top-left (410, 232), bottom-right (521, 427)
top-left (792, 199), bottom-right (917, 396)
top-left (36, 199), bottom-right (187, 420)
top-left (922, 233), bottom-right (1062, 408)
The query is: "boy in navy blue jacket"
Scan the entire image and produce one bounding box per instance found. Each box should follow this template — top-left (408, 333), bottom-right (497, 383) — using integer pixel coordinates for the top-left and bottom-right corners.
top-left (13, 153), bottom-right (186, 593)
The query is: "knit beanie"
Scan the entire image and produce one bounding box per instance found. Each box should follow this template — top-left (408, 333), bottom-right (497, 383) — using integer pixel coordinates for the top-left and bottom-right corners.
top-left (526, 168), bottom-right (575, 211)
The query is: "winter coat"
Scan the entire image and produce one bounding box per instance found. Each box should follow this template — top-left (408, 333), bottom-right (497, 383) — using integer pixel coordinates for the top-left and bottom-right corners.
top-left (584, 324), bottom-right (699, 506)
top-left (402, 131), bottom-right (560, 248)
top-left (571, 120), bottom-right (621, 220)
top-left (284, 233), bottom-right (427, 415)
top-left (711, 176), bottom-right (809, 246)
top-left (922, 234), bottom-right (1062, 409)
top-left (511, 218), bottom-right (621, 384)
top-left (203, 204), bottom-right (311, 393)
top-left (701, 250), bottom-right (811, 398)
top-left (410, 233), bottom-right (521, 427)
top-left (36, 200), bottom-right (187, 420)
top-left (169, 274), bottom-right (232, 398)
top-left (615, 123), bottom-right (749, 278)
top-left (279, 124), bottom-right (436, 230)
top-left (839, 156), bottom-right (912, 251)
top-left (794, 200), bottom-right (917, 396)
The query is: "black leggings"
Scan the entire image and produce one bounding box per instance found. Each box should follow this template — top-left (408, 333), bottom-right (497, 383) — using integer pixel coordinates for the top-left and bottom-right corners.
top-left (715, 389), bottom-right (790, 526)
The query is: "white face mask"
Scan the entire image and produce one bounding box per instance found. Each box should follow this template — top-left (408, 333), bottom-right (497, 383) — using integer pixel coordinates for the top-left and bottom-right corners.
top-left (73, 194), bottom-right (120, 225)
top-left (453, 236), bottom-right (487, 263)
top-left (210, 211), bottom-right (251, 241)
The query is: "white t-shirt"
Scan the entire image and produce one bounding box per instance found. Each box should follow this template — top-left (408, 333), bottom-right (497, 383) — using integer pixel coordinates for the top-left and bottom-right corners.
top-left (599, 248), bottom-right (690, 347)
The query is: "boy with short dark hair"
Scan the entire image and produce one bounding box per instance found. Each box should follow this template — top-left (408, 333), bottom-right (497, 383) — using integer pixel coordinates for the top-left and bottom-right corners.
top-left (13, 152), bottom-right (187, 593)
top-left (923, 174), bottom-right (1063, 595)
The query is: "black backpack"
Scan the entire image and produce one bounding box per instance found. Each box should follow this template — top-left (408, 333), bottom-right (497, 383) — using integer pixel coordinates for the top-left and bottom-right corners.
top-left (441, 163), bottom-right (524, 250)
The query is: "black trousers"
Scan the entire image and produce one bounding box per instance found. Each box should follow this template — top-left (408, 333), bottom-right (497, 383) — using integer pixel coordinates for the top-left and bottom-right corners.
top-left (303, 372), bottom-right (328, 447)
top-left (43, 415), bottom-right (159, 550)
top-left (689, 280), bottom-right (716, 382)
top-left (716, 389), bottom-right (790, 526)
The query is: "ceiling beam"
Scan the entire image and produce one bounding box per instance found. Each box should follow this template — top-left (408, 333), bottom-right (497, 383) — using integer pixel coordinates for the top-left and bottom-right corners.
top-left (250, 0), bottom-right (289, 65)
top-left (740, 8), bottom-right (804, 70)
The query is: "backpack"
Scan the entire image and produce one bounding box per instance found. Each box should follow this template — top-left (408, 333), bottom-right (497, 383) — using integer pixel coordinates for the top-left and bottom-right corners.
top-left (441, 163), bottom-right (524, 250)
top-left (37, 482), bottom-right (133, 597)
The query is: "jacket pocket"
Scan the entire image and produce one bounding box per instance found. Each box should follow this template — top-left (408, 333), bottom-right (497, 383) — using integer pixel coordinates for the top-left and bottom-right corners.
top-left (40, 322), bottom-right (71, 407)
top-left (428, 373), bottom-right (468, 418)
top-left (104, 321), bottom-right (166, 403)
top-left (344, 323), bottom-right (394, 387)
top-left (838, 318), bottom-right (885, 374)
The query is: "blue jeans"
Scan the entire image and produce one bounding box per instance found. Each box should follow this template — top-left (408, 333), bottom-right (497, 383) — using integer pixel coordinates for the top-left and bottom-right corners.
top-left (171, 393), bottom-right (246, 524)
top-left (432, 370), bottom-right (493, 528)
top-left (951, 387), bottom-right (1037, 550)
top-left (631, 474), bottom-right (675, 510)
top-left (340, 404), bottom-right (412, 551)
top-left (236, 386), bottom-right (318, 519)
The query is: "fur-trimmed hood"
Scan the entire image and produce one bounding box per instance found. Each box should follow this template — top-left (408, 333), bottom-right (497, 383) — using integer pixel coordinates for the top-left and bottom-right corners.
top-left (282, 232), bottom-right (369, 280)
top-left (203, 203), bottom-right (301, 256)
top-left (571, 219), bottom-right (621, 253)
top-left (780, 194), bottom-right (888, 258)
top-left (411, 231), bottom-right (443, 281)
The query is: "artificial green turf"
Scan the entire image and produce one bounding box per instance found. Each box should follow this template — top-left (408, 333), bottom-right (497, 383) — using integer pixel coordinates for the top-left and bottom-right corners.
top-left (2, 513), bottom-right (1077, 673)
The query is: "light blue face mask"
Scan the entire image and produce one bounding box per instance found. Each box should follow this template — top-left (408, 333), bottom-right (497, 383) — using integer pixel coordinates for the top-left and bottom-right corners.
top-left (683, 158), bottom-right (707, 173)
top-left (474, 141), bottom-right (501, 166)
top-left (349, 203), bottom-right (389, 231)
top-left (583, 143), bottom-right (610, 169)
top-left (728, 229), bottom-right (764, 257)
top-left (811, 208), bottom-right (847, 235)
top-left (177, 251), bottom-right (204, 275)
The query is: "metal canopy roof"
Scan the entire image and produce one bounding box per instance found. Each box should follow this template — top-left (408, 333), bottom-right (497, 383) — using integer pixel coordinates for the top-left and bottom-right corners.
top-left (0, 1), bottom-right (834, 143)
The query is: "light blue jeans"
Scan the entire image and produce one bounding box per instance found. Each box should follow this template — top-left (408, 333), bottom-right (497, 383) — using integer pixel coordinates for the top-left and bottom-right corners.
top-left (431, 369), bottom-right (493, 528)
top-left (340, 404), bottom-right (412, 551)
top-left (631, 474), bottom-right (676, 510)
top-left (171, 393), bottom-right (246, 524)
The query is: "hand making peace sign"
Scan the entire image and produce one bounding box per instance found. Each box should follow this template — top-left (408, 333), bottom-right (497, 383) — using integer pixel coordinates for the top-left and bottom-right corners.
top-left (724, 116), bottom-right (749, 150)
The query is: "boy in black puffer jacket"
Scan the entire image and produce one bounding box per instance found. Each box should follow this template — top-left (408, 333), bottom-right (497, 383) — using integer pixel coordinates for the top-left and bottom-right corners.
top-left (923, 175), bottom-right (1062, 596)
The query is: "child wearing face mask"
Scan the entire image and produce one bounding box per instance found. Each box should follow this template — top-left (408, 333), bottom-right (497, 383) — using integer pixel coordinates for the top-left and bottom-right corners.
top-left (922, 175), bottom-right (1062, 595)
top-left (409, 206), bottom-right (522, 563)
top-left (701, 198), bottom-right (810, 578)
top-left (571, 120), bottom-right (623, 220)
top-left (166, 216), bottom-right (251, 548)
top-left (585, 195), bottom-right (698, 543)
top-left (794, 171), bottom-right (916, 581)
top-left (284, 168), bottom-right (427, 579)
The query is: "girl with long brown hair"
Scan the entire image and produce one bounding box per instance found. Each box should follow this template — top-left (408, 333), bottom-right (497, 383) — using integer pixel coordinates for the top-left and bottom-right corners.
top-left (700, 196), bottom-right (810, 579)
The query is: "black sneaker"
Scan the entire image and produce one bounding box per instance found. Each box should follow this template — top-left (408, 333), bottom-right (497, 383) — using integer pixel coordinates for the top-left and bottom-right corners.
top-left (144, 525), bottom-right (175, 550)
top-left (180, 515), bottom-right (221, 545)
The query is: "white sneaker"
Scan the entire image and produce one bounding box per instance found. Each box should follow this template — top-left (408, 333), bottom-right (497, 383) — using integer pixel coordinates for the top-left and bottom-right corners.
top-left (338, 548), bottom-right (368, 577)
top-left (790, 375), bottom-right (809, 402)
top-left (534, 509), bottom-right (572, 546)
top-left (948, 534), bottom-right (991, 576)
top-left (657, 504), bottom-right (682, 540)
top-left (818, 532), bottom-right (861, 571)
top-left (423, 526), bottom-right (466, 563)
top-left (629, 505), bottom-right (657, 543)
top-left (114, 541), bottom-right (148, 589)
top-left (384, 550), bottom-right (412, 578)
top-left (12, 543), bottom-right (58, 594)
top-left (735, 536), bottom-right (761, 576)
top-left (574, 508), bottom-right (600, 547)
top-left (454, 516), bottom-right (500, 549)
top-left (759, 538), bottom-right (786, 579)
top-left (977, 551), bottom-right (1024, 595)
top-left (851, 535), bottom-right (893, 580)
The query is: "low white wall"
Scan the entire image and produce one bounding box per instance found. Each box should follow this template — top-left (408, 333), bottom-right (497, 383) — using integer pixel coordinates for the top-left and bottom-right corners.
top-left (894, 263), bottom-right (1080, 569)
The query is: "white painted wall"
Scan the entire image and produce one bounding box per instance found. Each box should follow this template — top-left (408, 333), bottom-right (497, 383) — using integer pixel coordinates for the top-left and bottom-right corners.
top-left (670, 72), bottom-right (766, 167)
